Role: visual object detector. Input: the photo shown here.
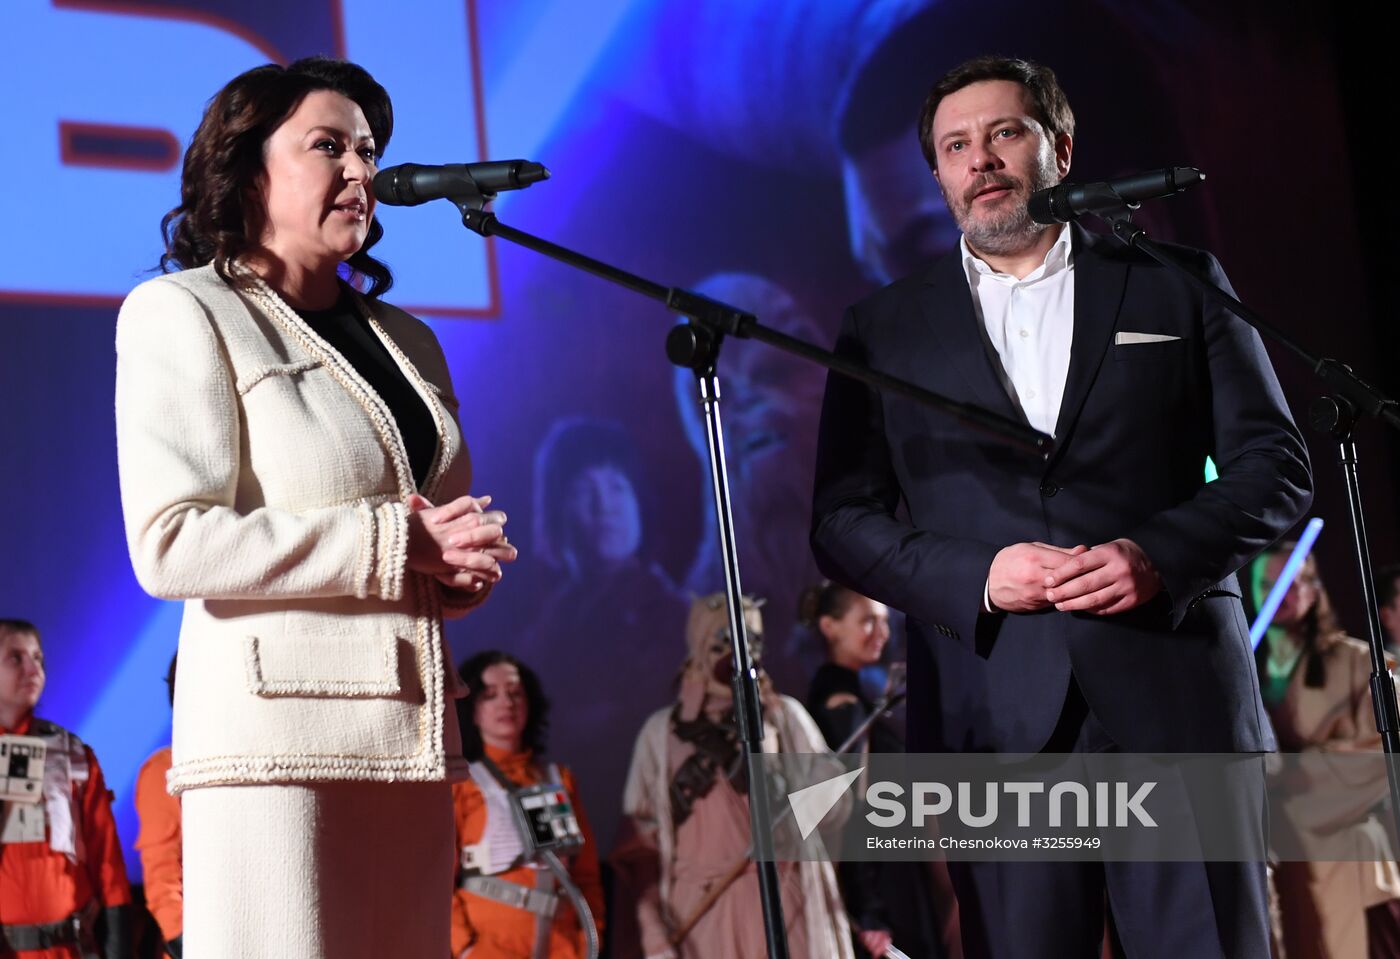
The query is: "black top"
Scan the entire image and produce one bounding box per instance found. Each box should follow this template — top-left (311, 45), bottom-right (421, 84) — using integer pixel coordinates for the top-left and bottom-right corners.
top-left (806, 663), bottom-right (944, 954)
top-left (299, 289), bottom-right (437, 489)
top-left (805, 662), bottom-right (905, 755)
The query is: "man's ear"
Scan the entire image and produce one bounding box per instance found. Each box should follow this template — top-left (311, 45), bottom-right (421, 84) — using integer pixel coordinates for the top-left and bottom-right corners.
top-left (1055, 133), bottom-right (1073, 180)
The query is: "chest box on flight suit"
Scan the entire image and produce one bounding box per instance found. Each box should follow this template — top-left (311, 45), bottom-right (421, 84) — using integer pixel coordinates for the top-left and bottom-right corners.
top-left (0, 734), bottom-right (46, 804)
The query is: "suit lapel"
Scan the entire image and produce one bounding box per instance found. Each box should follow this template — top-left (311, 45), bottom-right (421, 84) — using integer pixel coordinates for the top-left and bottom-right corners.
top-left (1048, 224), bottom-right (1129, 465)
top-left (917, 250), bottom-right (1026, 425)
top-left (357, 299), bottom-right (452, 497)
top-left (239, 270), bottom-right (423, 497)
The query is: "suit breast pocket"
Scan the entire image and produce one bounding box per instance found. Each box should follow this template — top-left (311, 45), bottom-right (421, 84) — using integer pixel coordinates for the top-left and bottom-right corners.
top-left (1112, 337), bottom-right (1188, 362)
top-left (237, 361), bottom-right (396, 508)
top-left (1097, 336), bottom-right (1195, 423)
top-left (244, 613), bottom-right (406, 698)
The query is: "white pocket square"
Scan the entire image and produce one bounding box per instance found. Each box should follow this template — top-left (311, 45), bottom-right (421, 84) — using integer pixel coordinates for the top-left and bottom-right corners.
top-left (1115, 332), bottom-right (1181, 345)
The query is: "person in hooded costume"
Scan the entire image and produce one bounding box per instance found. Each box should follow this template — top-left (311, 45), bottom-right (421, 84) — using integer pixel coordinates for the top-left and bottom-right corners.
top-left (614, 594), bottom-right (853, 959)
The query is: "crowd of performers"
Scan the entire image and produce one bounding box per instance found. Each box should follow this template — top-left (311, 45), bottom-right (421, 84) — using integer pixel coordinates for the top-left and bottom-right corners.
top-left (4, 554), bottom-right (1400, 958)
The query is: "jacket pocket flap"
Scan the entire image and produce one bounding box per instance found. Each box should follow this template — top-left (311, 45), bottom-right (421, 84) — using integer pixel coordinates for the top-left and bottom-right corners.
top-left (244, 631), bottom-right (402, 698)
top-left (236, 359), bottom-right (324, 395)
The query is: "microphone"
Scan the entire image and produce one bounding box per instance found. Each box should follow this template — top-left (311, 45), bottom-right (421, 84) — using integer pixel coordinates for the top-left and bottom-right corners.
top-left (1027, 167), bottom-right (1203, 224)
top-left (372, 160), bottom-right (550, 206)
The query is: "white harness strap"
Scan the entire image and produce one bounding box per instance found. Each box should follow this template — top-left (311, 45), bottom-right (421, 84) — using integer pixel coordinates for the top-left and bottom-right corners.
top-left (38, 722), bottom-right (88, 862)
top-left (459, 760), bottom-right (563, 876)
top-left (461, 760), bottom-right (525, 875)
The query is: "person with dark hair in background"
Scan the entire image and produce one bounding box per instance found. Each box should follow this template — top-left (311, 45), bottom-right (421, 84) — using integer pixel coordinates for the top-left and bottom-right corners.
top-left (133, 654), bottom-right (181, 958)
top-left (801, 582), bottom-right (897, 758)
top-left (0, 619), bottom-right (133, 958)
top-left (812, 54), bottom-right (1312, 956)
top-left (450, 651), bottom-right (604, 958)
top-left (1375, 563), bottom-right (1400, 658)
top-left (801, 582), bottom-right (949, 959)
top-left (1250, 545), bottom-right (1400, 958)
top-left (115, 57), bottom-right (515, 958)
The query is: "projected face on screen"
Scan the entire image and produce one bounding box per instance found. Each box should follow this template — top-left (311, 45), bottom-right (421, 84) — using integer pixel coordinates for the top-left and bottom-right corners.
top-left (534, 417), bottom-right (650, 577)
top-left (563, 464), bottom-right (643, 565)
top-left (842, 134), bottom-right (962, 285)
top-left (673, 275), bottom-right (825, 603)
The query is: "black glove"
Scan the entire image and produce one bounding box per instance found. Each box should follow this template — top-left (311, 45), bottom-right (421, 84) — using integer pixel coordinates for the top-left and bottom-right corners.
top-left (100, 904), bottom-right (133, 959)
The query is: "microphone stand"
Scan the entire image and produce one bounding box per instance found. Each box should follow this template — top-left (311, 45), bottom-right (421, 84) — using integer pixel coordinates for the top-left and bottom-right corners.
top-left (447, 188), bottom-right (1051, 959)
top-left (1089, 201), bottom-right (1400, 846)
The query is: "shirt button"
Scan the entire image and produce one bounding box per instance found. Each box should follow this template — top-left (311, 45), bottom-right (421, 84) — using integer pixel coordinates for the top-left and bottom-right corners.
top-left (1040, 482), bottom-right (1060, 497)
top-left (1027, 389), bottom-right (1037, 399)
top-left (1020, 329), bottom-right (1030, 338)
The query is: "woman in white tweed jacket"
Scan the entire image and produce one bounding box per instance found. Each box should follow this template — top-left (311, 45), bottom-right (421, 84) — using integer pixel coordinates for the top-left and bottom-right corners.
top-left (115, 58), bottom-right (513, 958)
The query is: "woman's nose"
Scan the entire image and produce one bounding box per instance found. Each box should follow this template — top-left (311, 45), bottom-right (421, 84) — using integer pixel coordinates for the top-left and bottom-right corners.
top-left (344, 154), bottom-right (370, 182)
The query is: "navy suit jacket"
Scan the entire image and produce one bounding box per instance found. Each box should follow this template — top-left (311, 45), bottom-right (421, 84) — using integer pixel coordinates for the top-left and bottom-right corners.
top-left (811, 223), bottom-right (1312, 754)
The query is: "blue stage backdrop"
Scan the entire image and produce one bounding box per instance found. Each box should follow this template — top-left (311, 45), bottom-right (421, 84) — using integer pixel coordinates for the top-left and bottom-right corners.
top-left (1, 0), bottom-right (1393, 891)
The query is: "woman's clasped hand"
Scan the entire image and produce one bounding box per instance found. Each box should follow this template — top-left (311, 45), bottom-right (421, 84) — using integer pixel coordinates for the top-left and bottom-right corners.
top-left (406, 492), bottom-right (518, 592)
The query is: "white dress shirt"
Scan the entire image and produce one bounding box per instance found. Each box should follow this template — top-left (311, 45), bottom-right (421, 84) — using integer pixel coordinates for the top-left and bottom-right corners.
top-left (960, 224), bottom-right (1075, 437)
top-left (963, 225), bottom-right (1074, 612)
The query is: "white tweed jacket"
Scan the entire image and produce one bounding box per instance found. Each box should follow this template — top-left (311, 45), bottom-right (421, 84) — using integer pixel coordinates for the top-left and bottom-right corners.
top-left (116, 263), bottom-right (477, 794)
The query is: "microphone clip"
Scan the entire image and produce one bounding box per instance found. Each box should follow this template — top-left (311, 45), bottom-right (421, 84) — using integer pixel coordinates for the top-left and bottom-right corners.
top-left (1098, 202), bottom-right (1148, 248)
top-left (452, 190), bottom-right (490, 218)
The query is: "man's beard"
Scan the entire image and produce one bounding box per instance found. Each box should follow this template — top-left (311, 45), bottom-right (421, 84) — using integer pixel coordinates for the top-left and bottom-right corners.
top-left (944, 148), bottom-right (1059, 256)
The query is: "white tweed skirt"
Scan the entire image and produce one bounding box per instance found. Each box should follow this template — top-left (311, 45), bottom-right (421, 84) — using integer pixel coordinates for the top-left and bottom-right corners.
top-left (182, 780), bottom-right (453, 958)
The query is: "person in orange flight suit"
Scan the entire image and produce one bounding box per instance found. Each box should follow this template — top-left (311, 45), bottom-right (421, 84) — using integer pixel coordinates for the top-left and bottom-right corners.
top-left (133, 654), bottom-right (181, 957)
top-left (451, 651), bottom-right (604, 959)
top-left (0, 619), bottom-right (133, 959)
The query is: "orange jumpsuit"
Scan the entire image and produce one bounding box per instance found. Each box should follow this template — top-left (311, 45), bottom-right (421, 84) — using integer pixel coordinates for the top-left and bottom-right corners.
top-left (0, 713), bottom-right (132, 958)
top-left (450, 745), bottom-right (605, 958)
top-left (133, 747), bottom-right (181, 947)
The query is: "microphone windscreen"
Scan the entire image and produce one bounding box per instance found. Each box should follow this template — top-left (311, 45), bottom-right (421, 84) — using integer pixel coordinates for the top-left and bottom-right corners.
top-left (371, 165), bottom-right (420, 206)
top-left (1026, 188), bottom-right (1060, 225)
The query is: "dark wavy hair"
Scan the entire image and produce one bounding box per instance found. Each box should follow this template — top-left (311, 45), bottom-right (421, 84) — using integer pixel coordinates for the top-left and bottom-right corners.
top-left (917, 55), bottom-right (1074, 174)
top-left (160, 56), bottom-right (394, 297)
top-left (456, 651), bottom-right (551, 761)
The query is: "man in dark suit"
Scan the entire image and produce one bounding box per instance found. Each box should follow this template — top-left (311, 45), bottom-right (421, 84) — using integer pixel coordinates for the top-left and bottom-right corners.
top-left (811, 56), bottom-right (1312, 957)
